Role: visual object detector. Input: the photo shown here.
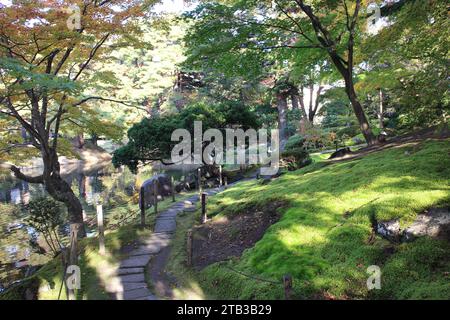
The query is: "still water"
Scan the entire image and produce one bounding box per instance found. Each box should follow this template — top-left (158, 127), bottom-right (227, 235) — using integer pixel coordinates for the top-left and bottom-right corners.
top-left (0, 160), bottom-right (198, 291)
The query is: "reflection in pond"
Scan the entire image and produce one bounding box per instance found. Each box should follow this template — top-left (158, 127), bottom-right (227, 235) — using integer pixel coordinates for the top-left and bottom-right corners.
top-left (0, 160), bottom-right (198, 291)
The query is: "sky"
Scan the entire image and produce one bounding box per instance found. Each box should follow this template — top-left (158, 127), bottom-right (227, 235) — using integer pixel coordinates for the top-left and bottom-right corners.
top-left (0, 0), bottom-right (196, 12)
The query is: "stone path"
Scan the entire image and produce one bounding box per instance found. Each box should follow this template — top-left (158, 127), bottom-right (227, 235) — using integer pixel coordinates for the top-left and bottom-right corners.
top-left (109, 186), bottom-right (226, 300)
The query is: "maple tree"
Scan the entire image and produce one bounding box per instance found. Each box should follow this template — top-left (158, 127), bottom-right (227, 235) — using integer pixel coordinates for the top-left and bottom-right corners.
top-left (0, 0), bottom-right (158, 238)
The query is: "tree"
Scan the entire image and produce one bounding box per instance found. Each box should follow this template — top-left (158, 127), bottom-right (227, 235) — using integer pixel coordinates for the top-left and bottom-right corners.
top-left (183, 0), bottom-right (379, 144)
top-left (113, 101), bottom-right (260, 172)
top-left (0, 0), bottom-right (157, 239)
top-left (358, 0), bottom-right (449, 130)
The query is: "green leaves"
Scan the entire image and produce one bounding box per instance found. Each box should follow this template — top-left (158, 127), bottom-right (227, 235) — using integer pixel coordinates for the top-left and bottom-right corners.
top-left (0, 57), bottom-right (80, 94)
top-left (112, 100), bottom-right (261, 172)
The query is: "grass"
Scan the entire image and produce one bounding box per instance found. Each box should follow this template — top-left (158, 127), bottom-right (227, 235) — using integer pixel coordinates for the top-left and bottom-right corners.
top-left (0, 190), bottom-right (197, 300)
top-left (166, 138), bottom-right (450, 299)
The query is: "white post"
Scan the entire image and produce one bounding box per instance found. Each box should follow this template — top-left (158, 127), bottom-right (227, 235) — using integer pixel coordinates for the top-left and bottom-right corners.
top-left (97, 204), bottom-right (105, 255)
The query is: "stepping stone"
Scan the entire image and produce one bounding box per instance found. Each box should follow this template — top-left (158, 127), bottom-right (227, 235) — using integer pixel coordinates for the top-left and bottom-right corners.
top-left (117, 267), bottom-right (144, 275)
top-left (158, 210), bottom-right (179, 219)
top-left (135, 295), bottom-right (158, 300)
top-left (119, 273), bottom-right (146, 283)
top-left (123, 287), bottom-right (153, 300)
top-left (129, 241), bottom-right (165, 256)
top-left (120, 255), bottom-right (151, 268)
top-left (111, 282), bottom-right (147, 294)
top-left (144, 232), bottom-right (173, 242)
top-left (122, 282), bottom-right (147, 291)
top-left (154, 218), bottom-right (176, 233)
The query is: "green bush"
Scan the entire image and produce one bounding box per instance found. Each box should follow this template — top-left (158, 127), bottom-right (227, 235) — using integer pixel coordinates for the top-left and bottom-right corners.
top-left (285, 134), bottom-right (305, 151)
top-left (26, 197), bottom-right (65, 255)
top-left (281, 147), bottom-right (312, 171)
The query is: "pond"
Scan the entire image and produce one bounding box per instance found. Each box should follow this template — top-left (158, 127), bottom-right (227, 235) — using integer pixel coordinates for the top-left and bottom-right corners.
top-left (0, 160), bottom-right (199, 292)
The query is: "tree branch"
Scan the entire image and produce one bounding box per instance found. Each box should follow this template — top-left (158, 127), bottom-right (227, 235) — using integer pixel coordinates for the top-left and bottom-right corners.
top-left (8, 164), bottom-right (44, 184)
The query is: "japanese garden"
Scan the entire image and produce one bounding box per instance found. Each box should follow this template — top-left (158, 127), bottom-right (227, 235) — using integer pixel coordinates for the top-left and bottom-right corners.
top-left (0, 0), bottom-right (448, 302)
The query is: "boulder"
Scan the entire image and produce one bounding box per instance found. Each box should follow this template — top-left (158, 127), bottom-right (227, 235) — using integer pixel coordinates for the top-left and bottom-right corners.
top-left (329, 147), bottom-right (352, 159)
top-left (139, 173), bottom-right (174, 208)
top-left (376, 208), bottom-right (450, 243)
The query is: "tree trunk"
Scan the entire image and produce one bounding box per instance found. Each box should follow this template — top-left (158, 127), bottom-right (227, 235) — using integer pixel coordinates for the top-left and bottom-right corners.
top-left (75, 133), bottom-right (84, 149)
top-left (276, 93), bottom-right (289, 150)
top-left (291, 93), bottom-right (300, 111)
top-left (43, 148), bottom-right (86, 237)
top-left (378, 88), bottom-right (384, 130)
top-left (343, 76), bottom-right (377, 145)
top-left (91, 133), bottom-right (98, 146)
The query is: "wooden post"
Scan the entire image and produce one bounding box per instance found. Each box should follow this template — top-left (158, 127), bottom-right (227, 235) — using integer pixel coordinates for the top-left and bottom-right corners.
top-left (197, 168), bottom-right (202, 193)
top-left (153, 182), bottom-right (158, 215)
top-left (97, 204), bottom-right (105, 255)
top-left (283, 274), bottom-right (293, 300)
top-left (219, 165), bottom-right (223, 186)
top-left (201, 192), bottom-right (207, 224)
top-left (187, 229), bottom-right (193, 267)
top-left (224, 176), bottom-right (228, 189)
top-left (139, 186), bottom-right (145, 227)
top-left (67, 223), bottom-right (83, 300)
top-left (171, 176), bottom-right (176, 202)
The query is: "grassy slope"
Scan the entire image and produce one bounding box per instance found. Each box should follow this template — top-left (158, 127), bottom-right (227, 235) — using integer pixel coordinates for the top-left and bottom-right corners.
top-left (173, 139), bottom-right (449, 299)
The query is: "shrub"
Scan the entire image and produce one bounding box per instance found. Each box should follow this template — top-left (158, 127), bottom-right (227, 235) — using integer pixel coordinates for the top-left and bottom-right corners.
top-left (281, 148), bottom-right (312, 171)
top-left (285, 134), bottom-right (305, 151)
top-left (26, 197), bottom-right (64, 255)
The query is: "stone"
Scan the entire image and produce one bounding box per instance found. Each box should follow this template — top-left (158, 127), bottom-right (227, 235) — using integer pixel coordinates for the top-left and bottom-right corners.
top-left (376, 208), bottom-right (450, 242)
top-left (376, 219), bottom-right (401, 242)
top-left (119, 273), bottom-right (146, 283)
top-left (329, 147), bottom-right (353, 159)
top-left (123, 287), bottom-right (153, 300)
top-left (129, 245), bottom-right (161, 256)
top-left (120, 255), bottom-right (152, 268)
top-left (157, 209), bottom-right (179, 219)
top-left (183, 206), bottom-right (197, 212)
top-left (116, 267), bottom-right (144, 275)
top-left (135, 295), bottom-right (158, 300)
top-left (402, 208), bottom-right (450, 242)
top-left (154, 218), bottom-right (176, 233)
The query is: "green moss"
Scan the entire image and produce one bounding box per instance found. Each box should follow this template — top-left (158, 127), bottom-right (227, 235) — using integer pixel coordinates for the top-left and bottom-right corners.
top-left (183, 139), bottom-right (450, 299)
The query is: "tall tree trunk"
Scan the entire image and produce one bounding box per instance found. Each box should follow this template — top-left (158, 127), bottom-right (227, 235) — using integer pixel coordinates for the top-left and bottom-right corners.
top-left (308, 82), bottom-right (314, 122)
top-left (344, 76), bottom-right (377, 145)
top-left (276, 93), bottom-right (289, 150)
top-left (291, 93), bottom-right (300, 110)
top-left (42, 148), bottom-right (86, 237)
top-left (378, 88), bottom-right (384, 130)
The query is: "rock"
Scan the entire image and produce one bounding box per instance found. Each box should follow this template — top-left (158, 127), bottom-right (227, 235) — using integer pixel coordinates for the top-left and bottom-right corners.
top-left (140, 173), bottom-right (174, 208)
top-left (376, 220), bottom-right (401, 242)
top-left (154, 218), bottom-right (176, 233)
top-left (120, 255), bottom-right (152, 268)
top-left (329, 147), bottom-right (352, 159)
top-left (376, 208), bottom-right (450, 243)
top-left (122, 287), bottom-right (153, 300)
top-left (119, 273), bottom-right (146, 283)
top-left (116, 267), bottom-right (144, 275)
top-left (402, 208), bottom-right (450, 242)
